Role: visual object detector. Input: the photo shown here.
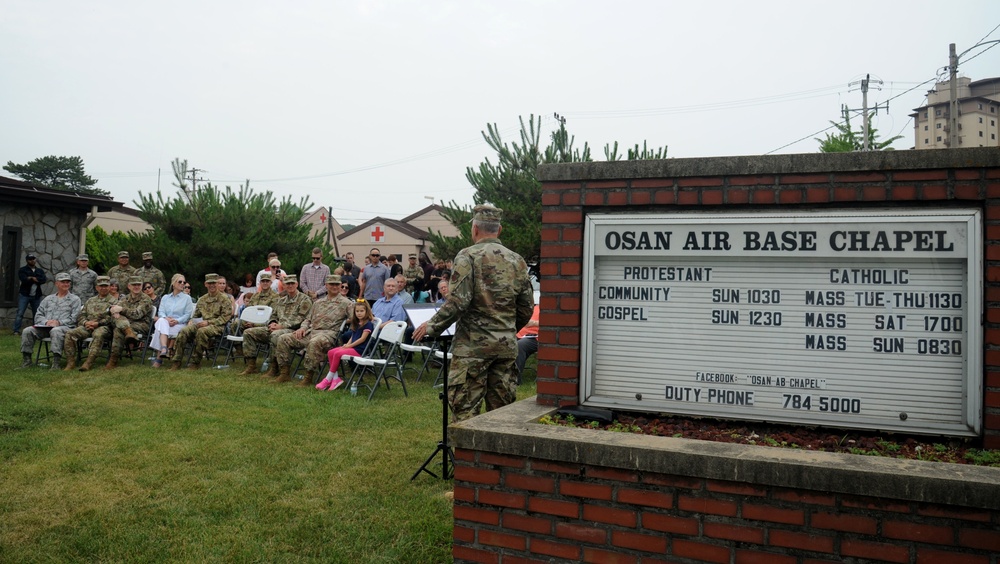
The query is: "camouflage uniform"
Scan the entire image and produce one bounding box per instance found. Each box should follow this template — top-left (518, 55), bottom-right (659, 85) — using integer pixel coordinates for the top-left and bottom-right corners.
top-left (243, 290), bottom-right (312, 363)
top-left (65, 292), bottom-right (117, 362)
top-left (404, 263), bottom-right (424, 293)
top-left (69, 267), bottom-right (98, 304)
top-left (171, 291), bottom-right (231, 366)
top-left (275, 294), bottom-right (352, 371)
top-left (107, 264), bottom-right (136, 286)
top-left (19, 291), bottom-right (82, 358)
top-left (137, 265), bottom-right (166, 296)
top-left (425, 207), bottom-right (534, 422)
top-left (247, 289), bottom-right (279, 309)
top-left (109, 291), bottom-right (153, 356)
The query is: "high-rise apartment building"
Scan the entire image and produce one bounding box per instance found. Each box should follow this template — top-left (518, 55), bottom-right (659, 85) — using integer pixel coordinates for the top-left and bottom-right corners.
top-left (911, 76), bottom-right (1000, 149)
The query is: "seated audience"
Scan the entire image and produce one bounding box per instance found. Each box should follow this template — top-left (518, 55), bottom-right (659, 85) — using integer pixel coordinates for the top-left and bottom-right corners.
top-left (103, 276), bottom-right (154, 370)
top-left (436, 280), bottom-right (449, 303)
top-left (316, 301), bottom-right (374, 391)
top-left (19, 272), bottom-right (81, 370)
top-left (150, 274), bottom-right (195, 367)
top-left (515, 304), bottom-right (541, 384)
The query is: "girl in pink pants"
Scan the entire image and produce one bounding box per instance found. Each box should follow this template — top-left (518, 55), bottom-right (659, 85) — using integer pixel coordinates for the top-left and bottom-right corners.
top-left (317, 301), bottom-right (375, 391)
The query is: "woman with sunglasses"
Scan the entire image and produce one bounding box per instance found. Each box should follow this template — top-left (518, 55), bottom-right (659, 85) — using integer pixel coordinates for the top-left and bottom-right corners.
top-left (143, 282), bottom-right (161, 310)
top-left (150, 273), bottom-right (195, 367)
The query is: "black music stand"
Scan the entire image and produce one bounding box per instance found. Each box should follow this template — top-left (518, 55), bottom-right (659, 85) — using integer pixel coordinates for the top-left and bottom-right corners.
top-left (406, 304), bottom-right (456, 481)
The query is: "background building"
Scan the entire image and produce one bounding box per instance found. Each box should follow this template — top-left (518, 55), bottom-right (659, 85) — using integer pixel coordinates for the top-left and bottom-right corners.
top-left (337, 205), bottom-right (459, 260)
top-left (912, 76), bottom-right (1000, 149)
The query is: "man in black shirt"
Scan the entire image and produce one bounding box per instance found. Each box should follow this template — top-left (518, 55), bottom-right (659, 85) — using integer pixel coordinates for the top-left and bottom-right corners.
top-left (14, 253), bottom-right (47, 334)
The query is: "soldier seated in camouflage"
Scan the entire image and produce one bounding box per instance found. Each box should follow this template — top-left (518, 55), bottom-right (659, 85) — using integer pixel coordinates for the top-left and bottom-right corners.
top-left (235, 272), bottom-right (281, 375)
top-left (66, 276), bottom-right (116, 371)
top-left (103, 276), bottom-right (153, 370)
top-left (19, 273), bottom-right (81, 370)
top-left (273, 275), bottom-right (353, 387)
top-left (245, 274), bottom-right (312, 383)
top-left (170, 273), bottom-right (232, 371)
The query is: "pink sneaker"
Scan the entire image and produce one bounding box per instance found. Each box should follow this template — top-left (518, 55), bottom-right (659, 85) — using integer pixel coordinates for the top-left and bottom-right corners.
top-left (329, 377), bottom-right (345, 391)
top-left (315, 379), bottom-right (332, 391)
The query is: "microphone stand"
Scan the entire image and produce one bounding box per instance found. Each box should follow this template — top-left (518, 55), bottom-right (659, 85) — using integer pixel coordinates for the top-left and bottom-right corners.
top-left (411, 336), bottom-right (454, 481)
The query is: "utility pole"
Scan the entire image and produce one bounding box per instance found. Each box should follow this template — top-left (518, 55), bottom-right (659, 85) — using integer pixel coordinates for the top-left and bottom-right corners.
top-left (188, 167), bottom-right (206, 194)
top-left (948, 43), bottom-right (959, 148)
top-left (846, 74), bottom-right (889, 151)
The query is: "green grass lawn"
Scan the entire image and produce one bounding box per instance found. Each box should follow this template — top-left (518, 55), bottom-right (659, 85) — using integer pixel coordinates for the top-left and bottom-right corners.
top-left (0, 333), bottom-right (537, 562)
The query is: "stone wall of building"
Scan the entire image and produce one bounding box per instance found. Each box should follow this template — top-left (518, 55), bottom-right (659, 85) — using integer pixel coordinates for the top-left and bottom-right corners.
top-left (1, 205), bottom-right (83, 328)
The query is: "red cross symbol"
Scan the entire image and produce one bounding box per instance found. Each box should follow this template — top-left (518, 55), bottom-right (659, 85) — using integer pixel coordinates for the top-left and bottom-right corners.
top-left (370, 225), bottom-right (385, 242)
top-left (320, 213), bottom-right (327, 222)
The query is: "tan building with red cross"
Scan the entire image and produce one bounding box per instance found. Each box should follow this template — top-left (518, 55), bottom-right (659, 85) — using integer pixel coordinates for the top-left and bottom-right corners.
top-left (336, 205), bottom-right (459, 261)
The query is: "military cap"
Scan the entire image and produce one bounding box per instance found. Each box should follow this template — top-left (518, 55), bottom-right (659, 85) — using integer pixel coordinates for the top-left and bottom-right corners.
top-left (142, 251), bottom-right (153, 260)
top-left (118, 250), bottom-right (130, 258)
top-left (259, 271), bottom-right (273, 281)
top-left (284, 274), bottom-right (298, 284)
top-left (96, 276), bottom-right (111, 286)
top-left (472, 204), bottom-right (503, 223)
top-left (55, 272), bottom-right (71, 282)
top-left (408, 253), bottom-right (417, 259)
top-left (26, 253), bottom-right (36, 260)
top-left (128, 276), bottom-right (143, 285)
top-left (325, 274), bottom-right (342, 285)
top-left (77, 253), bottom-right (89, 261)
top-left (204, 273), bottom-right (219, 283)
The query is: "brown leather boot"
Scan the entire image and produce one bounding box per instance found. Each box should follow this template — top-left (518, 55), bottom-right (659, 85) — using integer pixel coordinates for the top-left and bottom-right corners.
top-left (274, 365), bottom-right (292, 383)
top-left (260, 359), bottom-right (278, 380)
top-left (169, 361), bottom-right (182, 371)
top-left (79, 354), bottom-right (97, 372)
top-left (296, 370), bottom-right (315, 387)
top-left (103, 354), bottom-right (119, 370)
top-left (239, 359), bottom-right (257, 376)
top-left (124, 327), bottom-right (138, 345)
top-left (63, 355), bottom-right (77, 371)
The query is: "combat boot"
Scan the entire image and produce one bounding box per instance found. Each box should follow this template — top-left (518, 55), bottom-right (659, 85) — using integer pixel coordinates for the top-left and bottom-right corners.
top-left (239, 359), bottom-right (257, 376)
top-left (274, 365), bottom-right (292, 383)
top-left (79, 355), bottom-right (96, 372)
top-left (187, 361), bottom-right (202, 371)
top-left (103, 354), bottom-right (119, 370)
top-left (19, 353), bottom-right (33, 368)
top-left (50, 353), bottom-right (62, 371)
top-left (296, 369), bottom-right (315, 387)
top-left (63, 354), bottom-right (77, 371)
top-left (260, 359), bottom-right (278, 380)
top-left (169, 361), bottom-right (182, 371)
top-left (124, 327), bottom-right (138, 345)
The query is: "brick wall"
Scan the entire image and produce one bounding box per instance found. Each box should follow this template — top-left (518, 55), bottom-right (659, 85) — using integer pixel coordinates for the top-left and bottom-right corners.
top-left (534, 148), bottom-right (1000, 449)
top-left (452, 448), bottom-right (1000, 564)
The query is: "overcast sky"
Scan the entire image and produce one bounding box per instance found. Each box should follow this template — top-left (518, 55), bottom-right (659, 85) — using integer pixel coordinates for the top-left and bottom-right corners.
top-left (2, 1), bottom-right (998, 224)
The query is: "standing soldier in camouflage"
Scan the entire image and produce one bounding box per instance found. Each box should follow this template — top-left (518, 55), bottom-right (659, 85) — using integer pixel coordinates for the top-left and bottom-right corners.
top-left (104, 276), bottom-right (153, 370)
top-left (137, 252), bottom-right (166, 296)
top-left (66, 276), bottom-right (116, 371)
top-left (169, 273), bottom-right (232, 370)
top-left (404, 253), bottom-right (424, 295)
top-left (19, 273), bottom-right (82, 370)
top-left (413, 205), bottom-right (534, 422)
top-left (107, 251), bottom-right (136, 286)
top-left (236, 272), bottom-right (281, 375)
top-left (69, 253), bottom-right (98, 305)
top-left (274, 274), bottom-right (353, 386)
top-left (252, 275), bottom-right (312, 383)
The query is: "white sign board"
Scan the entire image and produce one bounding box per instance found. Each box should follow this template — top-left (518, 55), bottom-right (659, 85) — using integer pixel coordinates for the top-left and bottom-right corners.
top-left (580, 209), bottom-right (982, 436)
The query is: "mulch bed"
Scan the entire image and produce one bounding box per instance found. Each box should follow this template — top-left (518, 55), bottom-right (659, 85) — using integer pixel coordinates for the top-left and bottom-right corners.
top-left (541, 410), bottom-right (1000, 466)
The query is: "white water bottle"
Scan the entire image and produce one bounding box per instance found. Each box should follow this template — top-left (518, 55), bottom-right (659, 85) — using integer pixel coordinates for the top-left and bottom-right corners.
top-left (350, 382), bottom-right (358, 396)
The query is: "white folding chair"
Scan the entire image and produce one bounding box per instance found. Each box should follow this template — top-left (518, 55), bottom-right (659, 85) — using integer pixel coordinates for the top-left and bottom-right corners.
top-left (346, 320), bottom-right (409, 401)
top-left (214, 305), bottom-right (272, 369)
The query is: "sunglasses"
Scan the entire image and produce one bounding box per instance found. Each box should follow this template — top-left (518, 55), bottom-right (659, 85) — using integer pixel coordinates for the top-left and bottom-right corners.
top-left (312, 256), bottom-right (322, 260)
top-left (370, 253), bottom-right (380, 257)
top-left (341, 284), bottom-right (349, 288)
